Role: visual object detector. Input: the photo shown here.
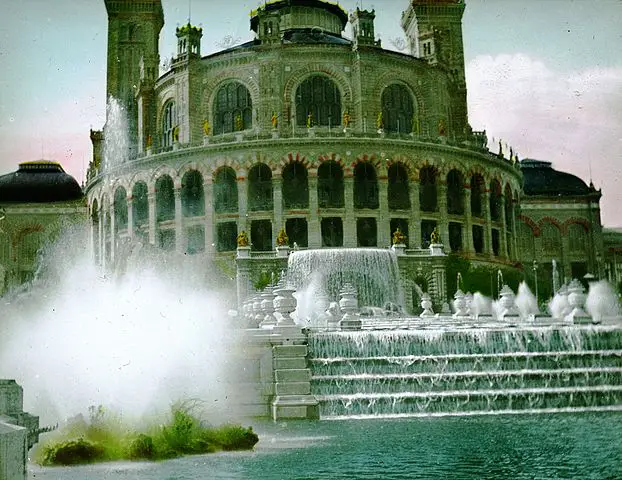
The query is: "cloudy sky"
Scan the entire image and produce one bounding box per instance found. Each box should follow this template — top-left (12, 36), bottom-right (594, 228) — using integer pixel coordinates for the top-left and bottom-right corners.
top-left (1, 0), bottom-right (621, 226)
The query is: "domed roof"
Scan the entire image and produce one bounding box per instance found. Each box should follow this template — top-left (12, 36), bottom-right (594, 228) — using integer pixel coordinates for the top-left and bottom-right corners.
top-left (0, 161), bottom-right (83, 203)
top-left (250, 0), bottom-right (349, 33)
top-left (520, 159), bottom-right (592, 196)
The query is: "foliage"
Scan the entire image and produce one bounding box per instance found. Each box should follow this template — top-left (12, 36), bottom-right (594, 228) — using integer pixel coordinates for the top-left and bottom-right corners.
top-left (35, 402), bottom-right (259, 466)
top-left (41, 438), bottom-right (106, 465)
top-left (253, 270), bottom-right (280, 291)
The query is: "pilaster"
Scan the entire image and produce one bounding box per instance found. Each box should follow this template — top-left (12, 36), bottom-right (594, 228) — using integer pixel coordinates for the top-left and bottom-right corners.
top-left (308, 175), bottom-right (321, 248)
top-left (409, 181), bottom-right (421, 248)
top-left (463, 186), bottom-right (474, 254)
top-left (272, 175), bottom-right (282, 246)
top-left (344, 177), bottom-right (356, 247)
top-left (484, 190), bottom-right (493, 257)
top-left (238, 172), bottom-right (248, 233)
top-left (437, 182), bottom-right (450, 253)
top-left (378, 176), bottom-right (390, 247)
top-left (148, 191), bottom-right (157, 246)
top-left (174, 188), bottom-right (183, 253)
top-left (203, 179), bottom-right (214, 253)
top-left (500, 195), bottom-right (508, 258)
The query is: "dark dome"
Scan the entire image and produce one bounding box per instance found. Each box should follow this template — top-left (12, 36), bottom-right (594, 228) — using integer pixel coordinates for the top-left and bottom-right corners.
top-left (520, 159), bottom-right (591, 196)
top-left (250, 0), bottom-right (349, 32)
top-left (0, 161), bottom-right (83, 203)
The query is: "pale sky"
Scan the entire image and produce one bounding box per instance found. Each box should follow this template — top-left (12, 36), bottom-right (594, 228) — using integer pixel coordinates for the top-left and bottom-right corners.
top-left (1, 0), bottom-right (621, 226)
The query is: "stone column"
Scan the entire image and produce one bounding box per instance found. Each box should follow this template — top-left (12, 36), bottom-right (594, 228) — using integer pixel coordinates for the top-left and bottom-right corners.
top-left (437, 181), bottom-right (450, 253)
top-left (204, 179), bottom-right (214, 253)
top-left (174, 187), bottom-right (184, 253)
top-left (463, 186), bottom-right (474, 253)
top-left (409, 179), bottom-right (420, 248)
top-left (308, 174), bottom-right (321, 248)
top-left (500, 195), bottom-right (508, 258)
top-left (344, 176), bottom-right (356, 247)
top-left (272, 174), bottom-right (282, 246)
top-left (148, 191), bottom-right (157, 246)
top-left (378, 175), bottom-right (390, 247)
top-left (238, 172), bottom-right (249, 234)
top-left (110, 204), bottom-right (116, 264)
top-left (127, 197), bottom-right (134, 240)
top-left (97, 207), bottom-right (104, 266)
top-left (484, 190), bottom-right (493, 257)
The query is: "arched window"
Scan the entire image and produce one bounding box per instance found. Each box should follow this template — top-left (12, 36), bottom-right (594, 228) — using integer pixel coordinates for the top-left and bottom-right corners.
top-left (419, 166), bottom-right (437, 212)
top-left (248, 164), bottom-right (273, 212)
top-left (213, 82), bottom-right (253, 135)
top-left (567, 223), bottom-right (587, 254)
top-left (447, 169), bottom-right (464, 215)
top-left (470, 174), bottom-right (484, 217)
top-left (490, 179), bottom-right (502, 221)
top-left (382, 84), bottom-right (415, 134)
top-left (318, 161), bottom-right (344, 208)
top-left (295, 75), bottom-right (341, 127)
top-left (162, 101), bottom-right (176, 148)
top-left (354, 162), bottom-right (378, 209)
top-left (181, 170), bottom-right (205, 217)
top-left (132, 182), bottom-right (149, 228)
top-left (518, 221), bottom-right (535, 260)
top-left (388, 163), bottom-right (410, 210)
top-left (214, 167), bottom-right (238, 214)
top-left (504, 185), bottom-right (514, 230)
top-left (282, 162), bottom-right (309, 209)
top-left (540, 222), bottom-right (562, 258)
top-left (155, 175), bottom-right (175, 221)
top-left (114, 187), bottom-right (128, 232)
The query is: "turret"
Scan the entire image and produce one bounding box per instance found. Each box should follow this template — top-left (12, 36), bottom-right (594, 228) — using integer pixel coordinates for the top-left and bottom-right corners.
top-left (350, 8), bottom-right (380, 49)
top-left (401, 0), bottom-right (468, 137)
top-left (104, 0), bottom-right (164, 158)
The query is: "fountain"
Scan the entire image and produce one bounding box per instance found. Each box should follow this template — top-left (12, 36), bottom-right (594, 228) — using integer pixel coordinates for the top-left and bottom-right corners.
top-left (286, 248), bottom-right (403, 311)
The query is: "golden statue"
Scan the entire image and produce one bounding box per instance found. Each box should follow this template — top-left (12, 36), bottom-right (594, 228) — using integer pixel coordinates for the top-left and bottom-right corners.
top-left (236, 230), bottom-right (250, 247)
top-left (343, 111), bottom-right (351, 128)
top-left (202, 119), bottom-right (211, 136)
top-left (235, 113), bottom-right (243, 132)
top-left (438, 119), bottom-right (446, 137)
top-left (271, 112), bottom-right (278, 129)
top-left (172, 125), bottom-right (180, 142)
top-left (306, 112), bottom-right (313, 129)
top-left (276, 227), bottom-right (289, 247)
top-left (376, 111), bottom-right (384, 130)
top-left (392, 227), bottom-right (407, 246)
top-left (145, 134), bottom-right (153, 148)
top-left (430, 227), bottom-right (441, 245)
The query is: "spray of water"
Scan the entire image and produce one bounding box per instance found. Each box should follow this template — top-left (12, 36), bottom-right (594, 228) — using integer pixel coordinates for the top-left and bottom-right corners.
top-left (585, 280), bottom-right (622, 323)
top-left (0, 226), bottom-right (243, 426)
top-left (103, 97), bottom-right (130, 172)
top-left (515, 281), bottom-right (540, 319)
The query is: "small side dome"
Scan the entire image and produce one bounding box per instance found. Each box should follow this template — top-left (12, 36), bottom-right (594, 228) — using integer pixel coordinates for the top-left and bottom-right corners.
top-left (0, 160), bottom-right (83, 203)
top-left (520, 159), bottom-right (591, 196)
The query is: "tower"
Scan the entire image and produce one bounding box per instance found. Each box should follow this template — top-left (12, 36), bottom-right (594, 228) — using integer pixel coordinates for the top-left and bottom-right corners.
top-left (350, 8), bottom-right (379, 49)
top-left (401, 0), bottom-right (468, 136)
top-left (104, 0), bottom-right (164, 157)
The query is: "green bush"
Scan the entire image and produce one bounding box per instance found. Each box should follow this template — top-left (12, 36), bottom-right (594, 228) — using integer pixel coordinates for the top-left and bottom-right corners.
top-left (35, 402), bottom-right (259, 466)
top-left (41, 438), bottom-right (106, 465)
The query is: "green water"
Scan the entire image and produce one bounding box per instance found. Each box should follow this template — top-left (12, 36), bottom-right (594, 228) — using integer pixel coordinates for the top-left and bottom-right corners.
top-left (30, 413), bottom-right (622, 479)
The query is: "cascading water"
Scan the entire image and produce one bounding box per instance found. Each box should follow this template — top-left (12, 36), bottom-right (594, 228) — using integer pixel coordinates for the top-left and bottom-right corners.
top-left (308, 327), bottom-right (622, 419)
top-left (287, 248), bottom-right (403, 309)
top-left (102, 96), bottom-right (130, 172)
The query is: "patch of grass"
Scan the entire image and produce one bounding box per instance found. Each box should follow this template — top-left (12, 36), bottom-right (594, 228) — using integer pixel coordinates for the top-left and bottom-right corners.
top-left (35, 401), bottom-right (259, 466)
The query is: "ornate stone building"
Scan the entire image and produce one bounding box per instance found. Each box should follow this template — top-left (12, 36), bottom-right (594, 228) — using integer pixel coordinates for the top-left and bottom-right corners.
top-left (0, 161), bottom-right (86, 294)
top-left (84, 0), bottom-right (605, 308)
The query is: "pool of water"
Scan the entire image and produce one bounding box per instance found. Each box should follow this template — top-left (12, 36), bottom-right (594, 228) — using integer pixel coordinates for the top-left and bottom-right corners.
top-left (29, 412), bottom-right (622, 479)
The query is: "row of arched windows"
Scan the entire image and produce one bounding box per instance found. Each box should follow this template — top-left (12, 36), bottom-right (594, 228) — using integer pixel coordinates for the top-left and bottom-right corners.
top-left (107, 165), bottom-right (517, 228)
top-left (160, 76), bottom-right (422, 146)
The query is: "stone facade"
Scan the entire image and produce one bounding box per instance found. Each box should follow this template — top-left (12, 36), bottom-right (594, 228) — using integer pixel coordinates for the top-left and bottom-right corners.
top-left (85, 0), bottom-right (529, 306)
top-left (84, 0), bottom-right (606, 306)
